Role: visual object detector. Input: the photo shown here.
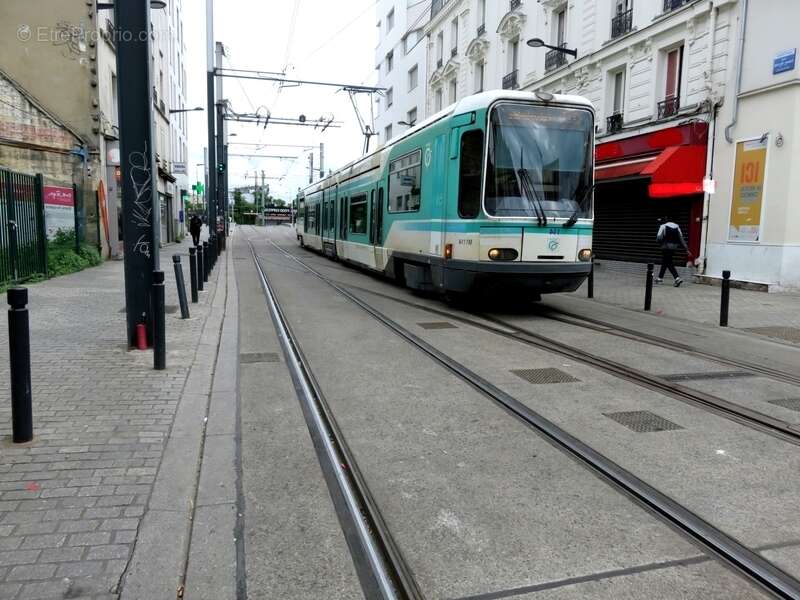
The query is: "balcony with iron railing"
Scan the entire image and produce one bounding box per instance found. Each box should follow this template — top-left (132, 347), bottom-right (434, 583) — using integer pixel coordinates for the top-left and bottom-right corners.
top-left (510, 0), bottom-right (522, 10)
top-left (502, 69), bottom-right (519, 90)
top-left (545, 44), bottom-right (568, 72)
top-left (611, 8), bottom-right (633, 38)
top-left (606, 112), bottom-right (623, 133)
top-left (658, 96), bottom-right (680, 119)
top-left (663, 0), bottom-right (691, 12)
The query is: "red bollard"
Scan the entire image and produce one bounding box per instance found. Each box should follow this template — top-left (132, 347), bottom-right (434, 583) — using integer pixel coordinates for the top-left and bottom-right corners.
top-left (136, 323), bottom-right (148, 350)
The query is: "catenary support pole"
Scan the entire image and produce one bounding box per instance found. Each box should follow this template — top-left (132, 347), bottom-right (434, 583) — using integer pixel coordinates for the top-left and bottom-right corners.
top-left (189, 247), bottom-right (199, 302)
top-left (206, 0), bottom-right (217, 237)
top-left (153, 271), bottom-right (166, 370)
top-left (7, 288), bottom-right (33, 443)
top-left (644, 263), bottom-right (654, 311)
top-left (172, 255), bottom-right (190, 319)
top-left (114, 0), bottom-right (160, 347)
top-left (587, 258), bottom-right (594, 299)
top-left (720, 270), bottom-right (731, 327)
top-left (215, 42), bottom-right (226, 251)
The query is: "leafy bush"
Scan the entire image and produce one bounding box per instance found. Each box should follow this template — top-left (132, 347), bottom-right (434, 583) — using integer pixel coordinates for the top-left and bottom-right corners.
top-left (47, 230), bottom-right (102, 277)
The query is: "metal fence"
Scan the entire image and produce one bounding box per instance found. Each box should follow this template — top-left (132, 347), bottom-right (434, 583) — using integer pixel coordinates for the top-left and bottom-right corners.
top-left (0, 169), bottom-right (48, 284)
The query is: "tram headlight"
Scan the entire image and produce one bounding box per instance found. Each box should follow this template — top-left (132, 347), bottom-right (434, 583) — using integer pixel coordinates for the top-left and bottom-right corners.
top-left (578, 249), bottom-right (592, 262)
top-left (488, 248), bottom-right (518, 261)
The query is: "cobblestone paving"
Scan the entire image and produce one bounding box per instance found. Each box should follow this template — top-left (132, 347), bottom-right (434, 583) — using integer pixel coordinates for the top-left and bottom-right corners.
top-left (0, 238), bottom-right (220, 599)
top-left (571, 261), bottom-right (800, 335)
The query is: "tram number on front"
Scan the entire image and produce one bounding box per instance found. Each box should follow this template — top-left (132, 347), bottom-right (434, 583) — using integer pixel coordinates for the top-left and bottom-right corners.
top-left (457, 239), bottom-right (473, 245)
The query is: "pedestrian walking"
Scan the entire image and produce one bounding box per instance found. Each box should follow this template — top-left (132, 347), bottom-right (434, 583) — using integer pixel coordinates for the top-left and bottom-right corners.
top-left (655, 216), bottom-right (691, 287)
top-left (189, 213), bottom-right (202, 247)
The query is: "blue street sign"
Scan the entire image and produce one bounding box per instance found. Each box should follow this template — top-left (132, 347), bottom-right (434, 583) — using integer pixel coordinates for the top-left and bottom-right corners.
top-left (773, 48), bottom-right (796, 75)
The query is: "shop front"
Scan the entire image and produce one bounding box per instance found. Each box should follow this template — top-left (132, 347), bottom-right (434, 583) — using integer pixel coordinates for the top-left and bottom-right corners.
top-left (593, 123), bottom-right (708, 265)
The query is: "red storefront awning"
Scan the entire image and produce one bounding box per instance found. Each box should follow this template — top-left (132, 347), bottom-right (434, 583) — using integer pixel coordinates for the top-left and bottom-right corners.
top-left (595, 145), bottom-right (706, 198)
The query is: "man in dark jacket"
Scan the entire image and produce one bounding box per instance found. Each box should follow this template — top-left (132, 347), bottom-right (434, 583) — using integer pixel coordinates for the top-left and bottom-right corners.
top-left (189, 214), bottom-right (202, 247)
top-left (655, 217), bottom-right (690, 287)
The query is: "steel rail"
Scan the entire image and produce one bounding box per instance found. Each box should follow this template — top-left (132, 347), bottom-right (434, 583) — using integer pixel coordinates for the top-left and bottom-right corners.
top-left (268, 239), bottom-right (800, 600)
top-left (247, 240), bottom-right (422, 600)
top-left (536, 308), bottom-right (800, 388)
top-left (319, 281), bottom-right (800, 446)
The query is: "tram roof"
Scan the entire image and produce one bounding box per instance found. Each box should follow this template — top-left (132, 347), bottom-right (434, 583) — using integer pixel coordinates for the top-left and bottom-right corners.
top-left (299, 90), bottom-right (593, 198)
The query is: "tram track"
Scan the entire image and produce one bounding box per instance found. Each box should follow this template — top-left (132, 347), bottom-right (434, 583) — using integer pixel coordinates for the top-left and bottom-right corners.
top-left (258, 233), bottom-right (800, 600)
top-left (248, 239), bottom-right (423, 600)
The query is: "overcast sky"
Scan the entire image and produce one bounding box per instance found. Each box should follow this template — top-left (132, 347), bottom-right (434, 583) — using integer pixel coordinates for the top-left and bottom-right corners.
top-left (183, 0), bottom-right (379, 201)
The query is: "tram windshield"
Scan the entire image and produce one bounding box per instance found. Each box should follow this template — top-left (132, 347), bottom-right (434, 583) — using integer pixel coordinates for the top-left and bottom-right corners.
top-left (485, 103), bottom-right (593, 220)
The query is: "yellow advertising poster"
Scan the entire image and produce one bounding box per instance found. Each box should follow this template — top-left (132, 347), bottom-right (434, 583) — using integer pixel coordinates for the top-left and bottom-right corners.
top-left (729, 138), bottom-right (768, 242)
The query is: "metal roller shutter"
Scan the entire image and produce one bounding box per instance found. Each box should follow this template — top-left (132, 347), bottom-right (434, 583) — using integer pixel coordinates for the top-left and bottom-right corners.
top-left (593, 178), bottom-right (691, 264)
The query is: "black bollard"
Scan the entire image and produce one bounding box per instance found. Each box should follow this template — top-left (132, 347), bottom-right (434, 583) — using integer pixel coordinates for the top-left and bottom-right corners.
top-left (720, 270), bottom-right (731, 327)
top-left (197, 245), bottom-right (205, 291)
top-left (7, 288), bottom-right (33, 443)
top-left (189, 247), bottom-right (199, 302)
top-left (644, 263), bottom-right (654, 311)
top-left (587, 258), bottom-right (594, 299)
top-left (172, 255), bottom-right (190, 319)
top-left (153, 271), bottom-right (166, 371)
top-left (202, 242), bottom-right (209, 283)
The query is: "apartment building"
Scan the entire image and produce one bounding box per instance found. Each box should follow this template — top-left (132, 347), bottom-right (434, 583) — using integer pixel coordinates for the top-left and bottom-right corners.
top-left (0, 1), bottom-right (189, 256)
top-left (375, 0), bottom-right (430, 145)
top-left (419, 0), bottom-right (799, 288)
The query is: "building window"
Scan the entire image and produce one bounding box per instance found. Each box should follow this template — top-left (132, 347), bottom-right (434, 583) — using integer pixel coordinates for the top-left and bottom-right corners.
top-left (474, 61), bottom-right (485, 93)
top-left (449, 78), bottom-right (458, 103)
top-left (386, 50), bottom-right (394, 73)
top-left (408, 64), bottom-right (418, 91)
top-left (611, 0), bottom-right (633, 38)
top-left (385, 123), bottom-right (393, 142)
top-left (436, 31), bottom-right (444, 67)
top-left (508, 37), bottom-right (519, 73)
top-left (349, 195), bottom-right (368, 234)
top-left (386, 87), bottom-right (393, 108)
top-left (435, 88), bottom-right (443, 111)
top-left (556, 7), bottom-right (566, 45)
top-left (458, 129), bottom-right (484, 218)
top-left (612, 69), bottom-right (625, 114)
top-left (451, 18), bottom-right (459, 55)
top-left (404, 30), bottom-right (419, 54)
top-left (388, 150), bottom-right (422, 212)
top-left (659, 44), bottom-right (683, 118)
top-left (407, 107), bottom-right (417, 125)
top-left (387, 8), bottom-right (395, 32)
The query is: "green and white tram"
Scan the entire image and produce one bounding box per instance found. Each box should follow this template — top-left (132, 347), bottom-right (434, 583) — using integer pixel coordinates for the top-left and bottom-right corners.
top-left (295, 90), bottom-right (595, 298)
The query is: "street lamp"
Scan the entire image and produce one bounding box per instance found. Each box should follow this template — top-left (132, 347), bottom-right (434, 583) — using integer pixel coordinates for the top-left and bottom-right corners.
top-left (526, 37), bottom-right (578, 58)
top-left (168, 106), bottom-right (204, 114)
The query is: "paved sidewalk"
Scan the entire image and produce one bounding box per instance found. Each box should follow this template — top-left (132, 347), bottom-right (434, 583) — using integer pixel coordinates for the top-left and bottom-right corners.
top-left (572, 261), bottom-right (800, 342)
top-left (0, 237), bottom-right (226, 599)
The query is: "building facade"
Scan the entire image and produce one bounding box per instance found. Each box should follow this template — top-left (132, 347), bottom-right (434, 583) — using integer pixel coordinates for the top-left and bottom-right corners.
top-left (375, 0), bottom-right (430, 145)
top-left (0, 1), bottom-right (188, 258)
top-left (418, 0), bottom-right (799, 289)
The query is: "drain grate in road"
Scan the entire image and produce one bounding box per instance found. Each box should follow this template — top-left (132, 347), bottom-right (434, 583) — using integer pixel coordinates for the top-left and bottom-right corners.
top-left (604, 410), bottom-right (684, 433)
top-left (417, 322), bottom-right (457, 330)
top-left (659, 371), bottom-right (753, 382)
top-left (768, 398), bottom-right (800, 412)
top-left (744, 326), bottom-right (800, 344)
top-left (240, 352), bottom-right (281, 364)
top-left (510, 368), bottom-right (579, 384)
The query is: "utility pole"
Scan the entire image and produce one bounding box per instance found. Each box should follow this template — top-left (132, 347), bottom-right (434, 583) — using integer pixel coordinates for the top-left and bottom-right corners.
top-left (206, 0), bottom-right (216, 233)
top-left (114, 0), bottom-right (159, 347)
top-left (308, 153), bottom-right (314, 184)
top-left (215, 41), bottom-right (226, 249)
top-left (319, 143), bottom-right (325, 180)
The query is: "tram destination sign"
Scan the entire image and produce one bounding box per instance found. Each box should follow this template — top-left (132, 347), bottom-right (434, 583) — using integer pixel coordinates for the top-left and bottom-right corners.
top-left (264, 207), bottom-right (293, 222)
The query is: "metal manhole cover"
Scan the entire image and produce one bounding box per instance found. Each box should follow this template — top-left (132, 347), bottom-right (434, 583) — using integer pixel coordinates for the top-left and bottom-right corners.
top-left (510, 368), bottom-right (579, 384)
top-left (744, 327), bottom-right (800, 344)
top-left (659, 371), bottom-right (753, 382)
top-left (417, 322), bottom-right (457, 330)
top-left (768, 398), bottom-right (800, 412)
top-left (604, 410), bottom-right (683, 433)
top-left (240, 352), bottom-right (280, 364)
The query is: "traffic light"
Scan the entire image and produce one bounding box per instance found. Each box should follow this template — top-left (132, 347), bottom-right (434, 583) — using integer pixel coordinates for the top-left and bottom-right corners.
top-left (217, 162), bottom-right (226, 174)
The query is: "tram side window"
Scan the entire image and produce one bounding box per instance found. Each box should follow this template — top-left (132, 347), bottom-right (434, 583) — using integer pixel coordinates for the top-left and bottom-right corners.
top-left (458, 130), bottom-right (484, 219)
top-left (349, 195), bottom-right (368, 234)
top-left (315, 204), bottom-right (320, 234)
top-left (306, 202), bottom-right (315, 233)
top-left (388, 149), bottom-right (422, 213)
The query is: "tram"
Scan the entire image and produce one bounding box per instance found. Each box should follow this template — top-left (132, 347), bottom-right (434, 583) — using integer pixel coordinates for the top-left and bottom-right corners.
top-left (295, 90), bottom-right (595, 298)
